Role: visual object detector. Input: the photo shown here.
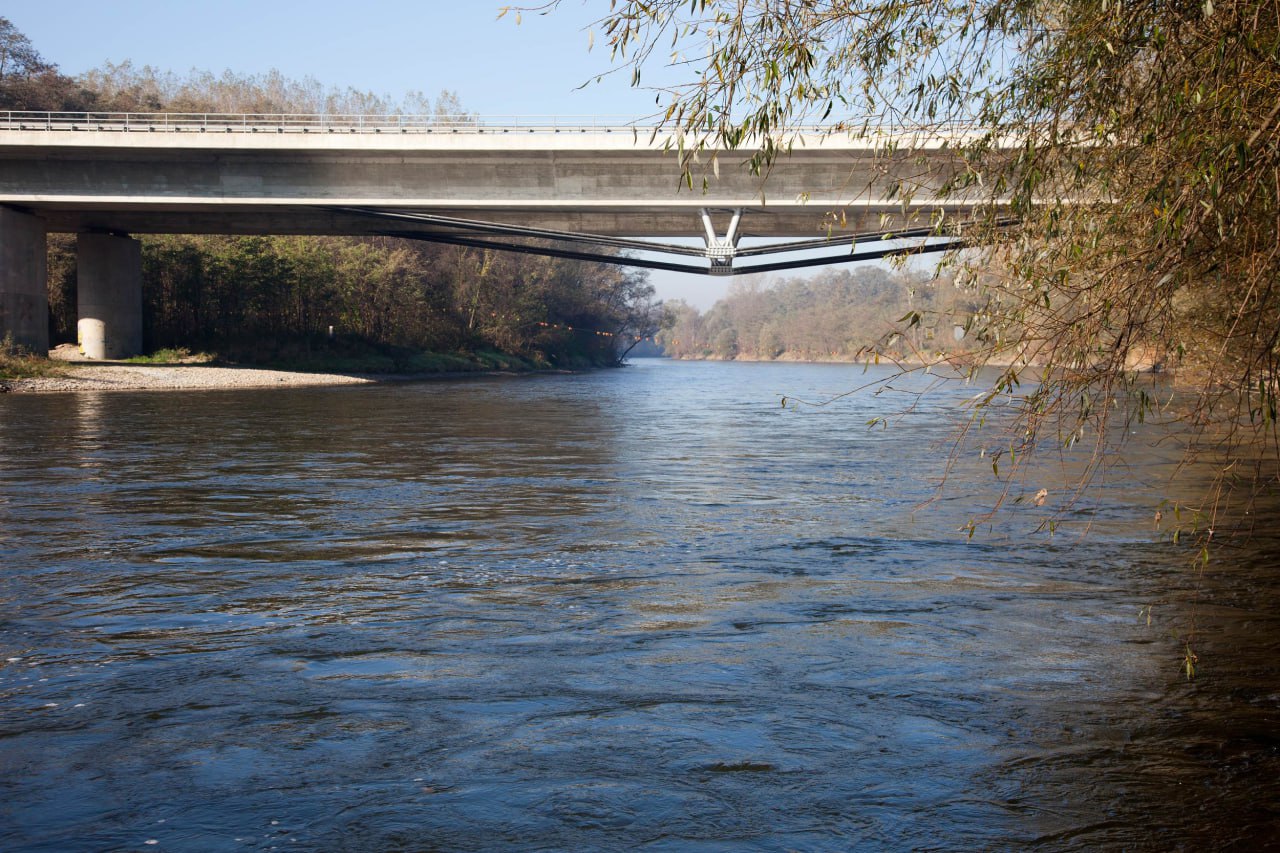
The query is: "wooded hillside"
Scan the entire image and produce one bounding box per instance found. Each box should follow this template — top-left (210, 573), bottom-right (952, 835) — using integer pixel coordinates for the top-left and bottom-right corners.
top-left (659, 267), bottom-right (980, 362)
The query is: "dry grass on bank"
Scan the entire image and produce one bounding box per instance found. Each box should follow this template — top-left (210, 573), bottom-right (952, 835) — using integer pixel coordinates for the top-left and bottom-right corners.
top-left (0, 335), bottom-right (67, 385)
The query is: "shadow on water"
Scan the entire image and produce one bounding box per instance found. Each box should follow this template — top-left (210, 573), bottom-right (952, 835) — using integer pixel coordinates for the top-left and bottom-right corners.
top-left (1, 361), bottom-right (1278, 850)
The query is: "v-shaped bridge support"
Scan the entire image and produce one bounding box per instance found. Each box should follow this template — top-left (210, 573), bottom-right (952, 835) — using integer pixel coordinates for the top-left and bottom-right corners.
top-left (700, 208), bottom-right (743, 276)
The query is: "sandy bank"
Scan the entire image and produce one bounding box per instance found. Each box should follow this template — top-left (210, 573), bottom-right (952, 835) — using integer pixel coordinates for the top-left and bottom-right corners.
top-left (3, 363), bottom-right (380, 393)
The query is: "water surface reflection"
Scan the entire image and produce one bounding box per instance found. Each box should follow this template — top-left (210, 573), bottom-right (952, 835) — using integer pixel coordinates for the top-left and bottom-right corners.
top-left (1, 361), bottom-right (1277, 850)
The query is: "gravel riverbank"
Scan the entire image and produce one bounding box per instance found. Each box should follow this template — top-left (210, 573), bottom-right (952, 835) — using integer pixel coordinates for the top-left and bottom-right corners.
top-left (3, 363), bottom-right (379, 393)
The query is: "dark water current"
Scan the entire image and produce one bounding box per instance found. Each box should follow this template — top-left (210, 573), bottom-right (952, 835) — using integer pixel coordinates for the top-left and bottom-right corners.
top-left (2, 360), bottom-right (1279, 851)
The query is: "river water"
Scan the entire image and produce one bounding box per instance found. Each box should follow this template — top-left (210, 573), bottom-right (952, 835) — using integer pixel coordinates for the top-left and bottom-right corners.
top-left (1, 360), bottom-right (1278, 850)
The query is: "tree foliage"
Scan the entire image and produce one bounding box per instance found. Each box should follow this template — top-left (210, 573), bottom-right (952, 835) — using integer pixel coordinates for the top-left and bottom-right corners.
top-left (43, 232), bottom-right (661, 369)
top-left (76, 61), bottom-right (457, 117)
top-left (659, 267), bottom-right (980, 362)
top-left (0, 17), bottom-right (98, 110)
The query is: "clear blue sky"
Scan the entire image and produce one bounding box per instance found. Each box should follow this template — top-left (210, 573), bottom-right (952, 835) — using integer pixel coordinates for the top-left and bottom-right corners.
top-left (6, 1), bottom-right (660, 117)
top-left (5, 0), bottom-right (923, 309)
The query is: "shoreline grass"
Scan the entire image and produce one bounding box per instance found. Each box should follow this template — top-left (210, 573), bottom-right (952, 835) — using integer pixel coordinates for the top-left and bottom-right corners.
top-left (0, 334), bottom-right (66, 382)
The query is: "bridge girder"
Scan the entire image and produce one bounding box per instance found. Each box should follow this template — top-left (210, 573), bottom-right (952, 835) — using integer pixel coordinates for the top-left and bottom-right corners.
top-left (0, 124), bottom-right (993, 240)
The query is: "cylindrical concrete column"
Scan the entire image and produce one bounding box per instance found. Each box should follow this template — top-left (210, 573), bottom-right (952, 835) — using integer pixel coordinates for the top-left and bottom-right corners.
top-left (77, 233), bottom-right (143, 360)
top-left (0, 207), bottom-right (49, 353)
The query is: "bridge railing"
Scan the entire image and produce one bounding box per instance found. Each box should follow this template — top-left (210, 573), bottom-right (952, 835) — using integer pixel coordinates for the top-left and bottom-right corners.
top-left (0, 111), bottom-right (994, 145)
top-left (0, 111), bottom-right (659, 134)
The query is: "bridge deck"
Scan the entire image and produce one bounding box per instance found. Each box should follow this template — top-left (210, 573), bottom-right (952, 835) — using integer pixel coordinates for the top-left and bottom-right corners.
top-left (0, 114), bottom-right (985, 238)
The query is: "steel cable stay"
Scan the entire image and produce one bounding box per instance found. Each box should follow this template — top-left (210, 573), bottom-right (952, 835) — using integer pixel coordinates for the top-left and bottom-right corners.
top-left (369, 228), bottom-right (723, 275)
top-left (332, 206), bottom-right (713, 258)
top-left (336, 206), bottom-right (1011, 276)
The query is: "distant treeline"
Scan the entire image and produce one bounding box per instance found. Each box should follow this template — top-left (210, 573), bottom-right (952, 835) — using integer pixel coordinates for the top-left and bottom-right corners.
top-left (2, 18), bottom-right (662, 367)
top-left (658, 267), bottom-right (982, 361)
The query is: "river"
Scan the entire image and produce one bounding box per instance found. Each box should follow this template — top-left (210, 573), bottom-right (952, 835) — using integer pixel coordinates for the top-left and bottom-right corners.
top-left (2, 359), bottom-right (1278, 850)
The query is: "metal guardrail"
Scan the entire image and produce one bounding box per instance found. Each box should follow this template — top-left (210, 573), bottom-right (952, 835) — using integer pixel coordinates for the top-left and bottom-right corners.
top-left (0, 111), bottom-right (656, 134)
top-left (0, 111), bottom-right (930, 135)
top-left (0, 111), bottom-right (992, 146)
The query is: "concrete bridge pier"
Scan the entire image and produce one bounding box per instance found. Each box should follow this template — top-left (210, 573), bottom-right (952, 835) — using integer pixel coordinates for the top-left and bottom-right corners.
top-left (77, 233), bottom-right (143, 360)
top-left (0, 206), bottom-right (49, 353)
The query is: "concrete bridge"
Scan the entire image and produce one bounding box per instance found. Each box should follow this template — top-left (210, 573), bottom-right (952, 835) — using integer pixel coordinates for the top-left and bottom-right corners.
top-left (0, 112), bottom-right (989, 358)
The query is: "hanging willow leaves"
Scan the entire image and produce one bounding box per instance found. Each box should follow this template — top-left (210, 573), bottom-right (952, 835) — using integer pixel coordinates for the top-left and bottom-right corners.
top-left (522, 0), bottom-right (1280, 526)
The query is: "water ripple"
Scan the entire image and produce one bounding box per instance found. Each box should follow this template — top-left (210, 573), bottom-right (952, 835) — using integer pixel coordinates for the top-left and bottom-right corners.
top-left (2, 362), bottom-right (1278, 850)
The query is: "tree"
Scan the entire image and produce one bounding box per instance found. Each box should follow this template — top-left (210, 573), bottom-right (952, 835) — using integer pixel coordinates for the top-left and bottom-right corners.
top-left (713, 326), bottom-right (739, 359)
top-left (78, 60), bottom-right (460, 117)
top-left (528, 0), bottom-right (1280, 526)
top-left (0, 17), bottom-right (96, 110)
top-left (657, 266), bottom-right (969, 361)
top-left (657, 300), bottom-right (710, 357)
top-left (0, 17), bottom-right (47, 80)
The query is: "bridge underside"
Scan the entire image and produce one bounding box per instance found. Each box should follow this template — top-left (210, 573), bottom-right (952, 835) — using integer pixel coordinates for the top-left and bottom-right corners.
top-left (27, 200), bottom-right (964, 240)
top-left (0, 203), bottom-right (986, 357)
top-left (331, 207), bottom-right (977, 277)
top-left (1, 202), bottom-right (979, 357)
top-left (20, 199), bottom-right (977, 276)
top-left (22, 192), bottom-right (987, 278)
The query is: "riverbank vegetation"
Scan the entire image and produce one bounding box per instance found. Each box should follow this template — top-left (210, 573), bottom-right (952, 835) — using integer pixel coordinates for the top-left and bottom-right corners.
top-left (0, 333), bottom-right (64, 382)
top-left (2, 18), bottom-right (665, 371)
top-left (45, 231), bottom-right (664, 372)
top-left (658, 267), bottom-right (983, 363)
